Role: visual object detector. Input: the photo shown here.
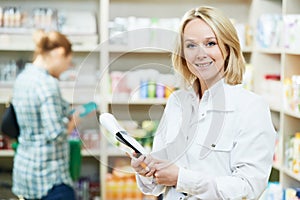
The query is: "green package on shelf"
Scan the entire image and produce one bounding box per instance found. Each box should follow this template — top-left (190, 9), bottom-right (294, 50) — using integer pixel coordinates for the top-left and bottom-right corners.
top-left (69, 139), bottom-right (82, 181)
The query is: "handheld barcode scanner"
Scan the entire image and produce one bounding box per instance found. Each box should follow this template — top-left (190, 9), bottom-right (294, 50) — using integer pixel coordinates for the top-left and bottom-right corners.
top-left (99, 113), bottom-right (146, 157)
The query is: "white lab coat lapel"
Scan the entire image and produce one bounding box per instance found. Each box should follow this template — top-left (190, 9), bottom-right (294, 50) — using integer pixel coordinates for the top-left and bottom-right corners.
top-left (164, 90), bottom-right (198, 166)
top-left (198, 81), bottom-right (235, 159)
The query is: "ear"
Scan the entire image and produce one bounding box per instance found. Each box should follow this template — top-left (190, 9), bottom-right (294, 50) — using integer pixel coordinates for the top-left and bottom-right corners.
top-left (56, 47), bottom-right (66, 55)
top-left (51, 47), bottom-right (65, 56)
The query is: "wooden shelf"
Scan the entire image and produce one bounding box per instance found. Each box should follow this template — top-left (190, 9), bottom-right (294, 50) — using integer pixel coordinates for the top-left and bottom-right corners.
top-left (272, 162), bottom-right (282, 171)
top-left (282, 167), bottom-right (300, 182)
top-left (255, 48), bottom-right (283, 54)
top-left (81, 149), bottom-right (101, 157)
top-left (284, 109), bottom-right (300, 119)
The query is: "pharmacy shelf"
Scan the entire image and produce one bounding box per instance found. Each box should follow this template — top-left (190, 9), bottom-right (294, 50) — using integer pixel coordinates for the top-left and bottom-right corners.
top-left (81, 149), bottom-right (101, 157)
top-left (272, 162), bottom-right (282, 171)
top-left (284, 109), bottom-right (300, 119)
top-left (250, 0), bottom-right (300, 191)
top-left (109, 45), bottom-right (170, 53)
top-left (0, 150), bottom-right (14, 157)
top-left (106, 97), bottom-right (168, 105)
top-left (282, 167), bottom-right (300, 182)
top-left (255, 48), bottom-right (283, 54)
top-left (0, 149), bottom-right (100, 158)
top-left (0, 45), bottom-right (99, 53)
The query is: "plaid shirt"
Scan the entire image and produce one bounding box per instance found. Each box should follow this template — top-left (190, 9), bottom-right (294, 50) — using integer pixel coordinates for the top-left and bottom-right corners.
top-left (12, 64), bottom-right (73, 199)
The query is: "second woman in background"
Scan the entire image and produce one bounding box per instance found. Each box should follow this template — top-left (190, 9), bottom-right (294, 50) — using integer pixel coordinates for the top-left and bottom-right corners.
top-left (12, 30), bottom-right (78, 200)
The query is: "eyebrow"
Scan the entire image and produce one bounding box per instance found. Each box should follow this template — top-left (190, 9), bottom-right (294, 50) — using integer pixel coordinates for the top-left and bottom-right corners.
top-left (184, 37), bottom-right (216, 42)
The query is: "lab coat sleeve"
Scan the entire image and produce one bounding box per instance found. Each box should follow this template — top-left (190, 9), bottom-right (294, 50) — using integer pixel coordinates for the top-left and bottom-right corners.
top-left (176, 96), bottom-right (276, 199)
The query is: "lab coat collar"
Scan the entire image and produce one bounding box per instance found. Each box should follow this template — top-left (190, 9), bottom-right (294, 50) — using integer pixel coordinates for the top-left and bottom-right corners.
top-left (187, 79), bottom-right (236, 112)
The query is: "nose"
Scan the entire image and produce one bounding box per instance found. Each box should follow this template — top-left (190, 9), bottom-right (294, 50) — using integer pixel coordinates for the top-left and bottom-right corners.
top-left (196, 44), bottom-right (207, 59)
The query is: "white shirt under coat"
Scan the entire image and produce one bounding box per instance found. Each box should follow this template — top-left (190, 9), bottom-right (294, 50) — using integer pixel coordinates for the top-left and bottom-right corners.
top-left (136, 79), bottom-right (276, 200)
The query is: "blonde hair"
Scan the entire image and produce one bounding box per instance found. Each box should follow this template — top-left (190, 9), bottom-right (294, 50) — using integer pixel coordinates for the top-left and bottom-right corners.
top-left (32, 30), bottom-right (72, 60)
top-left (172, 6), bottom-right (245, 87)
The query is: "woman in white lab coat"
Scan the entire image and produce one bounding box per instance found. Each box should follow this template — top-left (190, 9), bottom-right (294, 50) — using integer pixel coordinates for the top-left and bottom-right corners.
top-left (130, 6), bottom-right (276, 200)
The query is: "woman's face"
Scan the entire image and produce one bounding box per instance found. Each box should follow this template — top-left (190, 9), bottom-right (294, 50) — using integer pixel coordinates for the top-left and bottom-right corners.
top-left (183, 18), bottom-right (225, 84)
top-left (51, 49), bottom-right (72, 78)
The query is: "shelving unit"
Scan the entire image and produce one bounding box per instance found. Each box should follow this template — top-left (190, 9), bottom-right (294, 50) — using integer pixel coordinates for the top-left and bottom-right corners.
top-left (2, 0), bottom-right (299, 199)
top-left (251, 0), bottom-right (300, 192)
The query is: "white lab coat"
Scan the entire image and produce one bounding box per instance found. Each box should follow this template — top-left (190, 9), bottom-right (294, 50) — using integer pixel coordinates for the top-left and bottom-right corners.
top-left (136, 79), bottom-right (276, 200)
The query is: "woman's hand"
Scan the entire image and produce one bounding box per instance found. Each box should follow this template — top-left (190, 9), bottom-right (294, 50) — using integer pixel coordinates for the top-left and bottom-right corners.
top-left (129, 153), bottom-right (179, 186)
top-left (153, 159), bottom-right (179, 187)
top-left (67, 112), bottom-right (81, 135)
top-left (129, 153), bottom-right (157, 177)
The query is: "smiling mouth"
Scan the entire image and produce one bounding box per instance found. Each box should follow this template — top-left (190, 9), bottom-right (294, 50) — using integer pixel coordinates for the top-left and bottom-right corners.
top-left (195, 61), bottom-right (213, 68)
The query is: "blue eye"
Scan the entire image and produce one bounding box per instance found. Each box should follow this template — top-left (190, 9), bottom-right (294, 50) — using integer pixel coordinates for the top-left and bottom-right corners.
top-left (186, 43), bottom-right (197, 48)
top-left (206, 41), bottom-right (217, 47)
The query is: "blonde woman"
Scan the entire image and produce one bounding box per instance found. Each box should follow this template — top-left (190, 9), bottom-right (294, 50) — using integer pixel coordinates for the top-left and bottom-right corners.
top-left (131, 6), bottom-right (276, 199)
top-left (12, 30), bottom-right (78, 199)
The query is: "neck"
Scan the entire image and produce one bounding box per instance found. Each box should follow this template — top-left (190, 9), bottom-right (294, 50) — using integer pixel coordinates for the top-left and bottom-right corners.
top-left (193, 79), bottom-right (206, 99)
top-left (33, 56), bottom-right (54, 76)
top-left (33, 56), bottom-right (47, 69)
top-left (196, 76), bottom-right (223, 98)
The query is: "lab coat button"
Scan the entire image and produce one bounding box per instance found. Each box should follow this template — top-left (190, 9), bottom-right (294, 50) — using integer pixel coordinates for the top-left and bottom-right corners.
top-left (211, 144), bottom-right (216, 148)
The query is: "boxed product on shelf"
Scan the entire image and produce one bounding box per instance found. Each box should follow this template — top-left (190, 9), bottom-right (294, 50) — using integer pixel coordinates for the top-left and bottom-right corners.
top-left (242, 63), bottom-right (253, 91)
top-left (259, 182), bottom-right (283, 200)
top-left (58, 11), bottom-right (97, 35)
top-left (292, 133), bottom-right (300, 174)
top-left (81, 129), bottom-right (101, 151)
top-left (283, 15), bottom-right (300, 51)
top-left (109, 17), bottom-right (180, 47)
top-left (284, 77), bottom-right (293, 111)
top-left (285, 132), bottom-right (300, 174)
top-left (1, 6), bottom-right (22, 28)
top-left (261, 74), bottom-right (282, 108)
top-left (261, 181), bottom-right (300, 200)
top-left (106, 164), bottom-right (143, 200)
top-left (291, 75), bottom-right (300, 113)
top-left (284, 75), bottom-right (300, 113)
top-left (285, 187), bottom-right (300, 200)
top-left (0, 6), bottom-right (98, 48)
top-left (256, 14), bottom-right (282, 49)
top-left (74, 177), bottom-right (100, 200)
top-left (0, 6), bottom-right (57, 32)
top-left (110, 69), bottom-right (177, 101)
